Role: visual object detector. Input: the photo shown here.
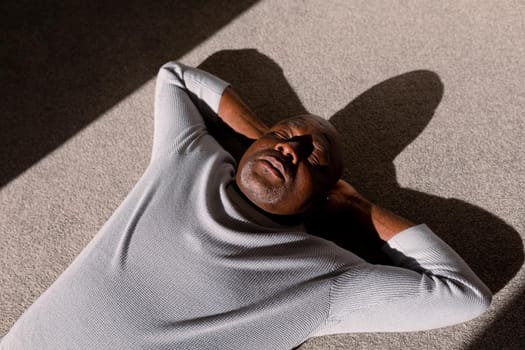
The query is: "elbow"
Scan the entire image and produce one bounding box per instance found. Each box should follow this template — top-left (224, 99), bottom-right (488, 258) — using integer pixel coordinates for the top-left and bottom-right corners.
top-left (157, 61), bottom-right (185, 85)
top-left (434, 278), bottom-right (493, 328)
top-left (472, 284), bottom-right (493, 317)
top-left (456, 283), bottom-right (493, 324)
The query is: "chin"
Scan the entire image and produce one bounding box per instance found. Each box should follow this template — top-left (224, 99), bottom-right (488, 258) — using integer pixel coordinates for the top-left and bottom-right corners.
top-left (236, 163), bottom-right (309, 216)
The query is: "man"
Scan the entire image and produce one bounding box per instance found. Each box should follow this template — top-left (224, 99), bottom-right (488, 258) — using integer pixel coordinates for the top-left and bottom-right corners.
top-left (0, 62), bottom-right (491, 349)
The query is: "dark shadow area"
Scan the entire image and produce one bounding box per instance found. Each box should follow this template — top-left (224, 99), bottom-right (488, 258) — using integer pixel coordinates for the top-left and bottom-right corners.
top-left (199, 48), bottom-right (523, 294)
top-left (0, 0), bottom-right (259, 187)
top-left (468, 287), bottom-right (525, 350)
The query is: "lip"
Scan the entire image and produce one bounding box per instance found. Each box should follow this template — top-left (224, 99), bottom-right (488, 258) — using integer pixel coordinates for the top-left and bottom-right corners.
top-left (258, 155), bottom-right (287, 180)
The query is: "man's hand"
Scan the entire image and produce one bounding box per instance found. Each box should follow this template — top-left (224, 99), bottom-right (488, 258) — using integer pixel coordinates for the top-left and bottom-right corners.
top-left (325, 179), bottom-right (415, 241)
top-left (218, 87), bottom-right (269, 140)
top-left (325, 180), bottom-right (369, 214)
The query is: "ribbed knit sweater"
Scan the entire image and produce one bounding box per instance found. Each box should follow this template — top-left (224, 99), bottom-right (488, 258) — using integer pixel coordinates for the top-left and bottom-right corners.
top-left (0, 62), bottom-right (491, 350)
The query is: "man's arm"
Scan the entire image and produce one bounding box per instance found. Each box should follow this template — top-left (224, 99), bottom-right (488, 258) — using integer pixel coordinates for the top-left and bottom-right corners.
top-left (313, 179), bottom-right (492, 335)
top-left (218, 87), bottom-right (269, 140)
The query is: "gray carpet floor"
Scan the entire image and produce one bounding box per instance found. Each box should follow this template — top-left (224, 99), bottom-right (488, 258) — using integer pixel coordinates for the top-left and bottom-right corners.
top-left (1, 1), bottom-right (524, 349)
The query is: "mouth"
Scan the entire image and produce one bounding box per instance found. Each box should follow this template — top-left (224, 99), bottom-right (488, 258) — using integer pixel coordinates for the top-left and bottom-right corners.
top-left (258, 154), bottom-right (287, 180)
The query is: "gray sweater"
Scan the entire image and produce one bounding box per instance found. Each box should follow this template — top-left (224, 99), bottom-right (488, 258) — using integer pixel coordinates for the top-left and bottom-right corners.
top-left (0, 62), bottom-right (491, 350)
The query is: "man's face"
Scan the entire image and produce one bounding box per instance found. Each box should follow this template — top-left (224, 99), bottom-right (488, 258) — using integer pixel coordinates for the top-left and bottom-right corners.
top-left (236, 115), bottom-right (343, 215)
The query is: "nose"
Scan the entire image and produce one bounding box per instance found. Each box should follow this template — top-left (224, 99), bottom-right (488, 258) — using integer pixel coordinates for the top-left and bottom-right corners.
top-left (274, 135), bottom-right (314, 164)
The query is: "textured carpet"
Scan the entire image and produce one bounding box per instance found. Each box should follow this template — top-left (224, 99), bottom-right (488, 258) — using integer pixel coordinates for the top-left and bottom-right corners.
top-left (1, 1), bottom-right (524, 349)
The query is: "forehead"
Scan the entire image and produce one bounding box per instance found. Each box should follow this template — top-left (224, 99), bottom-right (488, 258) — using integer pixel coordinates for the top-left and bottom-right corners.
top-left (274, 116), bottom-right (330, 132)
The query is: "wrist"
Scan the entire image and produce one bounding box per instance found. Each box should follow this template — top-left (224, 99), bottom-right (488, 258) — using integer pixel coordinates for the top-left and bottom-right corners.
top-left (370, 205), bottom-right (415, 241)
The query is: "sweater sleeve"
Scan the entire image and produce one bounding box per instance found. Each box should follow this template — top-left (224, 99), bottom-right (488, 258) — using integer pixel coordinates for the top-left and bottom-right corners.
top-left (316, 224), bottom-right (492, 335)
top-left (151, 61), bottom-right (230, 159)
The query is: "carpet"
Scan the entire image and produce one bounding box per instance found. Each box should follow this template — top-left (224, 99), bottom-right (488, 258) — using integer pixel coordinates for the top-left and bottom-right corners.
top-left (1, 1), bottom-right (524, 349)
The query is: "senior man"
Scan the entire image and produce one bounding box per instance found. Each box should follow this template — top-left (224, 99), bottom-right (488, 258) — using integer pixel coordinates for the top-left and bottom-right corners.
top-left (0, 62), bottom-right (491, 350)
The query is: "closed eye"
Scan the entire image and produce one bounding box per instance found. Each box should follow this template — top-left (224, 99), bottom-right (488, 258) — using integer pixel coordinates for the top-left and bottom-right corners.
top-left (308, 142), bottom-right (329, 166)
top-left (308, 149), bottom-right (328, 168)
top-left (308, 153), bottom-right (321, 166)
top-left (270, 130), bottom-right (290, 139)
